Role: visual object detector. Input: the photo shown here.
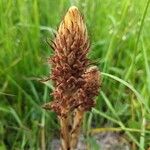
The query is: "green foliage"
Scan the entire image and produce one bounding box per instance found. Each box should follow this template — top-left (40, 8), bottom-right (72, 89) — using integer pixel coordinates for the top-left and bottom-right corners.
top-left (0, 0), bottom-right (150, 149)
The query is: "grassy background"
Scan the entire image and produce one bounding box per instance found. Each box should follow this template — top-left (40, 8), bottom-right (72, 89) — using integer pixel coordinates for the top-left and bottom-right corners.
top-left (0, 0), bottom-right (150, 149)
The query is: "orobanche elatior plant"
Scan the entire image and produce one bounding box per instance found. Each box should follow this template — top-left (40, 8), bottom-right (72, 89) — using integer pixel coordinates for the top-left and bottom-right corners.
top-left (43, 6), bottom-right (101, 150)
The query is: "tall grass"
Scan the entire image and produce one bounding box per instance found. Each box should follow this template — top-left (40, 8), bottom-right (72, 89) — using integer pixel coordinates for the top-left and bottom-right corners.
top-left (0, 0), bottom-right (150, 149)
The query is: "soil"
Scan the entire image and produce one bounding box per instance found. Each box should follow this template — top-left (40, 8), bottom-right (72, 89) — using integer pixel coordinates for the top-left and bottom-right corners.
top-left (50, 132), bottom-right (131, 150)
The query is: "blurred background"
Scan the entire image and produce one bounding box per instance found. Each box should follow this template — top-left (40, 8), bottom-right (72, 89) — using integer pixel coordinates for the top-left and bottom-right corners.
top-left (0, 0), bottom-right (150, 149)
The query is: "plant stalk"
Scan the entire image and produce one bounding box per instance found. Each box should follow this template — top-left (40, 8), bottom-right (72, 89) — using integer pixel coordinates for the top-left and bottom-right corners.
top-left (59, 116), bottom-right (71, 150)
top-left (70, 108), bottom-right (84, 149)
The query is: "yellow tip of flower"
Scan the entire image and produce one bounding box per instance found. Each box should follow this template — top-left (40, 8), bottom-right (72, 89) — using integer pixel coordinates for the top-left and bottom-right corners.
top-left (68, 6), bottom-right (79, 11)
top-left (57, 5), bottom-right (86, 38)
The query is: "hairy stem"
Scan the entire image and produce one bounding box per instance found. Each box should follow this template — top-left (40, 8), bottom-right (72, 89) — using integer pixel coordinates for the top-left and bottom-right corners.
top-left (59, 116), bottom-right (71, 150)
top-left (70, 109), bottom-right (84, 149)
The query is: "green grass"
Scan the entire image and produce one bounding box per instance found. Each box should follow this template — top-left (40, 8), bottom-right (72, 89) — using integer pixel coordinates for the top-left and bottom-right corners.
top-left (0, 0), bottom-right (150, 149)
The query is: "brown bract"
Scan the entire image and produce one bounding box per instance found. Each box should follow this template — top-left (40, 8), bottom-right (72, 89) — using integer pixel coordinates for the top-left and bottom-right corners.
top-left (43, 6), bottom-right (101, 117)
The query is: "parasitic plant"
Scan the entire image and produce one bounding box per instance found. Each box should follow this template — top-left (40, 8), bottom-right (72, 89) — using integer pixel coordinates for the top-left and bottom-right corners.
top-left (43, 6), bottom-right (101, 150)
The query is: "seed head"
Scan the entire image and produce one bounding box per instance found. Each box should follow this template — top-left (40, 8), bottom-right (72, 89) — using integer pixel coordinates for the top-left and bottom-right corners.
top-left (43, 6), bottom-right (101, 116)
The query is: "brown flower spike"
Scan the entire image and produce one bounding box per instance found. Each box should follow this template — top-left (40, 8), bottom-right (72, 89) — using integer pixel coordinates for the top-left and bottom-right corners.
top-left (43, 6), bottom-right (101, 150)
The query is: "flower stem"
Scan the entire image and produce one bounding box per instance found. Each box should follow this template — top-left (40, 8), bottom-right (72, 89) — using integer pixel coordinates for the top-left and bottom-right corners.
top-left (70, 109), bottom-right (84, 149)
top-left (59, 116), bottom-right (71, 150)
